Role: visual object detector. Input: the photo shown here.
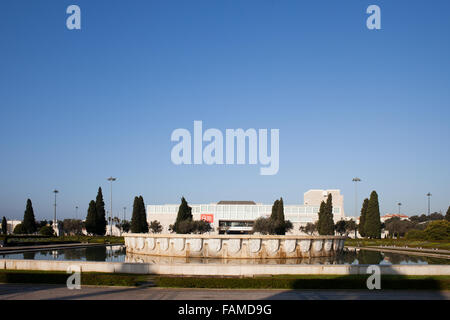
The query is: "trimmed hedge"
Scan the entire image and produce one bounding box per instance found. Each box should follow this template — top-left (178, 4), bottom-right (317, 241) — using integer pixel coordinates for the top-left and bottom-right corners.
top-left (0, 270), bottom-right (149, 287)
top-left (155, 275), bottom-right (450, 290)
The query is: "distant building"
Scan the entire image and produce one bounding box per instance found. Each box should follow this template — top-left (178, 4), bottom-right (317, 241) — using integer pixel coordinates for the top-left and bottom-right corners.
top-left (5, 220), bottom-right (22, 234)
top-left (146, 189), bottom-right (346, 235)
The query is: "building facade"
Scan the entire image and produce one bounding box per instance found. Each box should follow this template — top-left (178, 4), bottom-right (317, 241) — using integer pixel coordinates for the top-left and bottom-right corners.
top-left (147, 189), bottom-right (345, 235)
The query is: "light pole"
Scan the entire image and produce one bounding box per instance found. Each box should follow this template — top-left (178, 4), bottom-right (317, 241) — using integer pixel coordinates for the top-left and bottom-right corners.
top-left (352, 177), bottom-right (361, 239)
top-left (53, 190), bottom-right (59, 224)
top-left (426, 192), bottom-right (432, 215)
top-left (397, 202), bottom-right (402, 215)
top-left (75, 206), bottom-right (78, 219)
top-left (107, 177), bottom-right (117, 236)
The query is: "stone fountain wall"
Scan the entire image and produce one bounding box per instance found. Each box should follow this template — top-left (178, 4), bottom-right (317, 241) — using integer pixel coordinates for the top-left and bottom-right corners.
top-left (124, 234), bottom-right (346, 259)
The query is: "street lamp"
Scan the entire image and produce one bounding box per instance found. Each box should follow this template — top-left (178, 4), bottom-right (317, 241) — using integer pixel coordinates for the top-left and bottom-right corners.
top-left (397, 202), bottom-right (402, 215)
top-left (75, 206), bottom-right (79, 220)
top-left (53, 190), bottom-right (59, 224)
top-left (352, 177), bottom-right (361, 239)
top-left (107, 177), bottom-right (117, 236)
top-left (426, 193), bottom-right (432, 215)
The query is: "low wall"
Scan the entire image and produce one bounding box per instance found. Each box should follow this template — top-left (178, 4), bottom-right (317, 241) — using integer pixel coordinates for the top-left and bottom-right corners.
top-left (1, 259), bottom-right (450, 276)
top-left (124, 234), bottom-right (346, 259)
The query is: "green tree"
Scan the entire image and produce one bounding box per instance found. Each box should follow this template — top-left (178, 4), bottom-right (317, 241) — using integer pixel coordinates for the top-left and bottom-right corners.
top-left (364, 191), bottom-right (381, 239)
top-left (131, 196), bottom-right (149, 233)
top-left (173, 197), bottom-right (193, 234)
top-left (423, 220), bottom-right (450, 240)
top-left (149, 220), bottom-right (162, 233)
top-left (95, 187), bottom-right (107, 235)
top-left (270, 199), bottom-right (280, 220)
top-left (13, 223), bottom-right (26, 234)
top-left (39, 225), bottom-right (55, 236)
top-left (274, 197), bottom-right (287, 235)
top-left (252, 198), bottom-right (292, 235)
top-left (85, 200), bottom-right (97, 235)
top-left (62, 219), bottom-right (83, 235)
top-left (138, 196), bottom-right (148, 233)
top-left (23, 199), bottom-right (37, 234)
top-left (299, 221), bottom-right (317, 235)
top-left (1, 216), bottom-right (7, 234)
top-left (358, 198), bottom-right (369, 237)
top-left (334, 220), bottom-right (347, 236)
top-left (446, 206), bottom-right (450, 222)
top-left (318, 194), bottom-right (334, 235)
top-left (345, 219), bottom-right (357, 236)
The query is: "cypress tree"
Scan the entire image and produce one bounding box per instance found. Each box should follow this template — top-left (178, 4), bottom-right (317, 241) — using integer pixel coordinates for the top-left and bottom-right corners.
top-left (445, 206), bottom-right (450, 222)
top-left (138, 196), bottom-right (148, 233)
top-left (364, 191), bottom-right (381, 239)
top-left (173, 197), bottom-right (193, 233)
top-left (85, 200), bottom-right (97, 235)
top-left (358, 198), bottom-right (369, 237)
top-left (317, 201), bottom-right (326, 235)
top-left (317, 194), bottom-right (334, 235)
top-left (324, 193), bottom-right (335, 235)
top-left (270, 199), bottom-right (280, 221)
top-left (275, 197), bottom-right (286, 235)
top-left (95, 187), bottom-right (107, 236)
top-left (131, 197), bottom-right (140, 233)
top-left (23, 199), bottom-right (37, 234)
top-left (2, 216), bottom-right (7, 234)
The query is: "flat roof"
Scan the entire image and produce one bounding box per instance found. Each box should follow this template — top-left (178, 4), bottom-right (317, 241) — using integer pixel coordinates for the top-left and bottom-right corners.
top-left (216, 201), bottom-right (256, 205)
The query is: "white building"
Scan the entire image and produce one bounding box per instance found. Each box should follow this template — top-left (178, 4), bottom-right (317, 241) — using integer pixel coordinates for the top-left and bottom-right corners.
top-left (147, 189), bottom-right (345, 235)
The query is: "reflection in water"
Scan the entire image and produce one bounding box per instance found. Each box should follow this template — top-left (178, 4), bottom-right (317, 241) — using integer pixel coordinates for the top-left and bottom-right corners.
top-left (0, 246), bottom-right (448, 265)
top-left (22, 251), bottom-right (36, 260)
top-left (125, 249), bottom-right (450, 265)
top-left (0, 245), bottom-right (125, 262)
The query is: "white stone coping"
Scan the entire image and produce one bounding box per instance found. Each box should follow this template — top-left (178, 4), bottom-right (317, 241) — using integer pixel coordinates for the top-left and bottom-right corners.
top-left (1, 259), bottom-right (450, 276)
top-left (124, 233), bottom-right (346, 240)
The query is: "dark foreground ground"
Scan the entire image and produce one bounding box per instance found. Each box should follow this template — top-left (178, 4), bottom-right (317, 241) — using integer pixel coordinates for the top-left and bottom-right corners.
top-left (0, 283), bottom-right (449, 300)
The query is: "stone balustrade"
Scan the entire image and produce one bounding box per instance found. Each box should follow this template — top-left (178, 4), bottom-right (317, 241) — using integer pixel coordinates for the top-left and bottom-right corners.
top-left (124, 234), bottom-right (346, 259)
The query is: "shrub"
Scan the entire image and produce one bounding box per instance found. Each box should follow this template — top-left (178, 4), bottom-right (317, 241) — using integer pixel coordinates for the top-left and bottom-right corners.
top-left (149, 220), bottom-right (162, 233)
top-left (39, 225), bottom-right (55, 236)
top-left (423, 220), bottom-right (450, 240)
top-left (405, 229), bottom-right (426, 240)
top-left (13, 223), bottom-right (27, 234)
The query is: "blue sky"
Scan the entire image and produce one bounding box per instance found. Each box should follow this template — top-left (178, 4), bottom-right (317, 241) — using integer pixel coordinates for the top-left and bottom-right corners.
top-left (0, 0), bottom-right (449, 221)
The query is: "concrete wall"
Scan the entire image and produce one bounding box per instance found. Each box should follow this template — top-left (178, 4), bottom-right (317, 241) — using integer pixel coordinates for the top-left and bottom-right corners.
top-left (1, 258), bottom-right (450, 276)
top-left (124, 234), bottom-right (346, 259)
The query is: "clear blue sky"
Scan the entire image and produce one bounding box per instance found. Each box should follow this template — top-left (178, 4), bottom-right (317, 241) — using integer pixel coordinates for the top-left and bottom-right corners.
top-left (0, 0), bottom-right (449, 221)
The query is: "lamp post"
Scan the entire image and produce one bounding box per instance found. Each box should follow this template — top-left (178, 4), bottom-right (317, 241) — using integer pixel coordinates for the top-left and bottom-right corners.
top-left (75, 206), bottom-right (78, 219)
top-left (426, 193), bottom-right (432, 215)
top-left (53, 190), bottom-right (59, 224)
top-left (352, 177), bottom-right (361, 239)
top-left (397, 202), bottom-right (402, 215)
top-left (107, 177), bottom-right (117, 236)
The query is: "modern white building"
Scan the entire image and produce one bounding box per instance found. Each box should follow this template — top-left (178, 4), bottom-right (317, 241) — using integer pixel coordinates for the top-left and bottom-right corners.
top-left (146, 189), bottom-right (345, 235)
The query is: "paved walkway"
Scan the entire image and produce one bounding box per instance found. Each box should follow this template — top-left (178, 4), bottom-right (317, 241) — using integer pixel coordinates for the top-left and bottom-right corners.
top-left (0, 284), bottom-right (448, 300)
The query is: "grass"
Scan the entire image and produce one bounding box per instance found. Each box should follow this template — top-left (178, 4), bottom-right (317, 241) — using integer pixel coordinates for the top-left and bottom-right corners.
top-left (0, 270), bottom-right (449, 290)
top-left (345, 238), bottom-right (450, 251)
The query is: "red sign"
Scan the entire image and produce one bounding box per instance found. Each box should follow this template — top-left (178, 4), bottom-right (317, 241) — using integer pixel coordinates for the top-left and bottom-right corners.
top-left (200, 214), bottom-right (214, 223)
